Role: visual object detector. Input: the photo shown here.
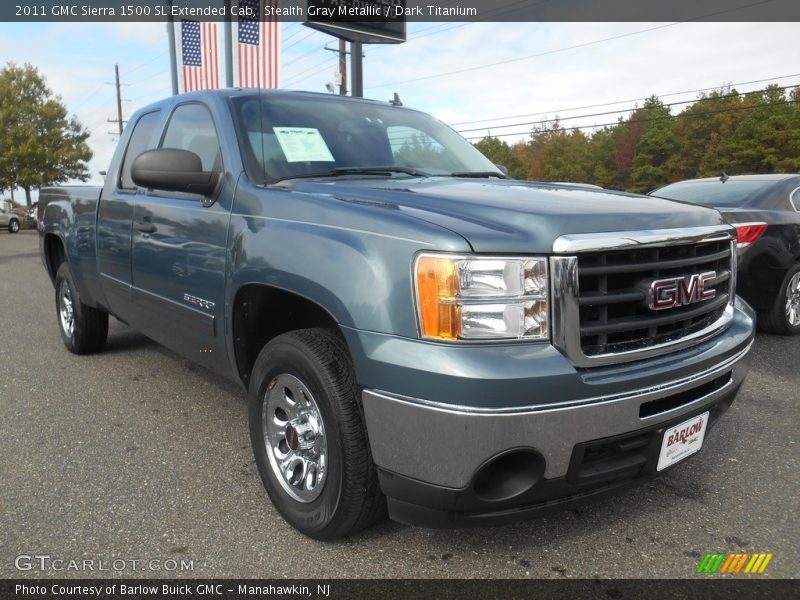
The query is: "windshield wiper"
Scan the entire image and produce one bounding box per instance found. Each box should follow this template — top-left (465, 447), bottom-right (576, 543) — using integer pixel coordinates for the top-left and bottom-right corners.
top-left (333, 166), bottom-right (430, 177)
top-left (275, 166), bottom-right (430, 183)
top-left (447, 171), bottom-right (508, 179)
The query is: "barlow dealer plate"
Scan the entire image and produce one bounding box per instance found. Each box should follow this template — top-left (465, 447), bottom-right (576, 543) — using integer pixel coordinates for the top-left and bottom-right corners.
top-left (657, 412), bottom-right (710, 471)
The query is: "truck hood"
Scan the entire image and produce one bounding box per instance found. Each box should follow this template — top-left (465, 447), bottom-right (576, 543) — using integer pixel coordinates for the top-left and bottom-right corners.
top-left (288, 177), bottom-right (728, 253)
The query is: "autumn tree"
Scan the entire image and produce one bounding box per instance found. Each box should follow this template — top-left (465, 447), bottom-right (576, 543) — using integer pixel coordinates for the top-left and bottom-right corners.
top-left (0, 63), bottom-right (92, 206)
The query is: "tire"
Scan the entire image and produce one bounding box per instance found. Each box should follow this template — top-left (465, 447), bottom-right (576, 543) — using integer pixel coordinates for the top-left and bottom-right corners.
top-left (8, 219), bottom-right (19, 233)
top-left (248, 328), bottom-right (385, 540)
top-left (758, 263), bottom-right (800, 335)
top-left (55, 263), bottom-right (109, 353)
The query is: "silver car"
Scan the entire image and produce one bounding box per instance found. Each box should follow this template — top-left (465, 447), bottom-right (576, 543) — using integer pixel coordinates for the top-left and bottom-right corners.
top-left (0, 207), bottom-right (21, 233)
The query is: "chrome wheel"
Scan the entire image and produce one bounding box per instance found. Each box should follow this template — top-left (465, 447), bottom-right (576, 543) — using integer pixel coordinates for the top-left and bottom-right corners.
top-left (10, 220), bottom-right (19, 233)
top-left (58, 280), bottom-right (75, 338)
top-left (262, 373), bottom-right (327, 503)
top-left (786, 272), bottom-right (800, 327)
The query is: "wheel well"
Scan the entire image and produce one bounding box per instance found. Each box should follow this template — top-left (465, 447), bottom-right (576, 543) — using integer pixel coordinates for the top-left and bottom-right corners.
top-left (44, 234), bottom-right (66, 283)
top-left (232, 285), bottom-right (342, 387)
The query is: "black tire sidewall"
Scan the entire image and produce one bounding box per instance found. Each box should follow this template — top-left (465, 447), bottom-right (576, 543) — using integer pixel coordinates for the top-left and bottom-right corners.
top-left (248, 334), bottom-right (346, 538)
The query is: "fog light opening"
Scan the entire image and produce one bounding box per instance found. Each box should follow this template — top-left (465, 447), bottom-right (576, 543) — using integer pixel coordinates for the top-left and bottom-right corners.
top-left (473, 449), bottom-right (545, 502)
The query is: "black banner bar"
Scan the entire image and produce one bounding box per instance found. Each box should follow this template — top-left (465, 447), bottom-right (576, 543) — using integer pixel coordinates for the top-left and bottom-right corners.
top-left (3, 0), bottom-right (800, 22)
top-left (2, 579), bottom-right (800, 600)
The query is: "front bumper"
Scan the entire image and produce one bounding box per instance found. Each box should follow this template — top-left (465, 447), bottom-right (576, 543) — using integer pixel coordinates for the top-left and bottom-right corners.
top-left (356, 301), bottom-right (754, 527)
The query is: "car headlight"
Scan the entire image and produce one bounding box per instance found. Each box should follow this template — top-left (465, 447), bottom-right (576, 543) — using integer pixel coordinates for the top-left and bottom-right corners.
top-left (414, 253), bottom-right (549, 342)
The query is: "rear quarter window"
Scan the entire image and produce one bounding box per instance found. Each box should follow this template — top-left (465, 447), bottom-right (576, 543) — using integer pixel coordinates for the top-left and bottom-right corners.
top-left (118, 110), bottom-right (162, 191)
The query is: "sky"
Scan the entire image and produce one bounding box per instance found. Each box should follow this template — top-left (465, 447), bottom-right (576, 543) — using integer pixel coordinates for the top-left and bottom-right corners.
top-left (0, 20), bottom-right (799, 202)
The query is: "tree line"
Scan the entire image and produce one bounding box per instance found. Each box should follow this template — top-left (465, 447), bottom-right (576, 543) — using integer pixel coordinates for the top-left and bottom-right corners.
top-left (0, 63), bottom-right (91, 207)
top-left (474, 84), bottom-right (800, 193)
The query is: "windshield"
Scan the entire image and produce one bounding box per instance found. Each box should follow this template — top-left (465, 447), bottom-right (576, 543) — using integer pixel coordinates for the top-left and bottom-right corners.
top-left (652, 180), bottom-right (773, 208)
top-left (230, 93), bottom-right (501, 183)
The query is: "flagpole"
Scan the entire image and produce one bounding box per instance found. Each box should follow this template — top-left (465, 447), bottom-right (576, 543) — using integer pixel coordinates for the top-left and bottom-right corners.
top-left (166, 0), bottom-right (179, 95)
top-left (224, 0), bottom-right (234, 87)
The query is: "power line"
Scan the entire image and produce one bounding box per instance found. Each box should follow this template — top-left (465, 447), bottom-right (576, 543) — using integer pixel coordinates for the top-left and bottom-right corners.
top-left (127, 67), bottom-right (170, 86)
top-left (124, 48), bottom-right (168, 75)
top-left (283, 44), bottom-right (326, 69)
top-left (455, 83), bottom-right (800, 134)
top-left (366, 0), bottom-right (541, 56)
top-left (463, 98), bottom-right (800, 141)
top-left (367, 22), bottom-right (686, 90)
top-left (281, 23), bottom-right (306, 44)
top-left (284, 62), bottom-right (337, 87)
top-left (366, 0), bottom-right (775, 91)
top-left (71, 83), bottom-right (107, 112)
top-left (282, 30), bottom-right (316, 52)
top-left (449, 72), bottom-right (800, 127)
top-left (283, 56), bottom-right (336, 86)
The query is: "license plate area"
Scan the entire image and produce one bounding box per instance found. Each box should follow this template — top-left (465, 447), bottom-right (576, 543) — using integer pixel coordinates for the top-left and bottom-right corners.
top-left (657, 411), bottom-right (710, 471)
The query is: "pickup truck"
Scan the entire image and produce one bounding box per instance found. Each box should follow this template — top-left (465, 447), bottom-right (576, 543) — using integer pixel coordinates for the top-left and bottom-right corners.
top-left (40, 89), bottom-right (755, 540)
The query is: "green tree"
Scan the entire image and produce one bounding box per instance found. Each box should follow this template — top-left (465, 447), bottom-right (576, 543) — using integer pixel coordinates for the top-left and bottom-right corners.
top-left (629, 97), bottom-right (679, 193)
top-left (536, 128), bottom-right (593, 183)
top-left (473, 136), bottom-right (522, 178)
top-left (718, 85), bottom-right (800, 173)
top-left (0, 63), bottom-right (92, 206)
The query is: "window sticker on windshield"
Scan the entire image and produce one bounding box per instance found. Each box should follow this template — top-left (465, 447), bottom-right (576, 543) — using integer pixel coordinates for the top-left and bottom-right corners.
top-left (273, 127), bottom-right (335, 163)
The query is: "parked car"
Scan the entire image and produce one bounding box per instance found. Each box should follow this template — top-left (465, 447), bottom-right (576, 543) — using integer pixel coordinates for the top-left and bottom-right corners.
top-left (651, 174), bottom-right (800, 335)
top-left (0, 206), bottom-right (21, 233)
top-left (39, 90), bottom-right (754, 539)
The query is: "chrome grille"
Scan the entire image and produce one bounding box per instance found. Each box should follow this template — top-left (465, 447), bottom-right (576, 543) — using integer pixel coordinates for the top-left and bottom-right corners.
top-left (550, 226), bottom-right (737, 368)
top-left (577, 239), bottom-right (732, 356)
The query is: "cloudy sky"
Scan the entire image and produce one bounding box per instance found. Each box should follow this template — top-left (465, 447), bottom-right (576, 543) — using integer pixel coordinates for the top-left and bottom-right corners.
top-left (0, 20), bottom-right (798, 197)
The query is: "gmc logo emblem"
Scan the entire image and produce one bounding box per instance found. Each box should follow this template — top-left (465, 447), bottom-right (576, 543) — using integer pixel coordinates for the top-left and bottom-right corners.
top-left (647, 271), bottom-right (717, 310)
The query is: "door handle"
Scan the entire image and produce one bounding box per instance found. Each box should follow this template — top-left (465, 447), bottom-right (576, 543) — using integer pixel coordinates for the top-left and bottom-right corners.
top-left (133, 222), bottom-right (157, 234)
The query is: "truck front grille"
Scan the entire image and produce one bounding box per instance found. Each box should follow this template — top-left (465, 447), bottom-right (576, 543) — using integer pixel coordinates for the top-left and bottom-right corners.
top-left (550, 226), bottom-right (737, 368)
top-left (577, 239), bottom-right (732, 356)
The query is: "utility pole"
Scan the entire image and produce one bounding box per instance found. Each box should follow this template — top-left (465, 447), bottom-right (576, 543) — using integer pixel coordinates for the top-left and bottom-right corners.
top-left (106, 64), bottom-right (129, 138)
top-left (338, 39), bottom-right (347, 96)
top-left (166, 0), bottom-right (179, 95)
top-left (351, 41), bottom-right (363, 97)
top-left (224, 0), bottom-right (234, 87)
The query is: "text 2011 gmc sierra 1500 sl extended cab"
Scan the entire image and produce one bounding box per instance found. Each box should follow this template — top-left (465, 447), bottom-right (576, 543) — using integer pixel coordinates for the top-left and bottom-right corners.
top-left (40, 90), bottom-right (755, 539)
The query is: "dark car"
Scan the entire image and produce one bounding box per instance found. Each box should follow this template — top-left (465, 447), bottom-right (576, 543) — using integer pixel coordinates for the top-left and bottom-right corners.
top-left (652, 174), bottom-right (800, 335)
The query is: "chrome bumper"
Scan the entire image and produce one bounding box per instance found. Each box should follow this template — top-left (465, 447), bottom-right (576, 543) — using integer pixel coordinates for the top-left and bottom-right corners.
top-left (362, 338), bottom-right (753, 489)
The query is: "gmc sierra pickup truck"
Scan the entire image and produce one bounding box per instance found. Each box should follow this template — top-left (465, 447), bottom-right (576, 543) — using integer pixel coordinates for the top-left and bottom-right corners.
top-left (40, 89), bottom-right (755, 539)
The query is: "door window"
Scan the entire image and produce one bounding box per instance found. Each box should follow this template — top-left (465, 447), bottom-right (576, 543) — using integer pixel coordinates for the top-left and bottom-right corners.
top-left (118, 110), bottom-right (161, 191)
top-left (161, 104), bottom-right (222, 172)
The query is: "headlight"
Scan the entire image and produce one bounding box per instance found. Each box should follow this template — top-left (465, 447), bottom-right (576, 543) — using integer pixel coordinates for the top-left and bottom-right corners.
top-left (414, 253), bottom-right (549, 342)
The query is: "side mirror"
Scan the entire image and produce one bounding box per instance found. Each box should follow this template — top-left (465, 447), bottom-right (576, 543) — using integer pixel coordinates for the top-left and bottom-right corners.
top-left (495, 164), bottom-right (509, 176)
top-left (131, 149), bottom-right (221, 197)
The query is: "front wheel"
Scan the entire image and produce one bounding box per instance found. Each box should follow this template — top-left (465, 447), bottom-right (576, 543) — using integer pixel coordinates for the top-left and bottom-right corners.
top-left (8, 219), bottom-right (19, 233)
top-left (55, 263), bottom-right (109, 353)
top-left (758, 264), bottom-right (800, 335)
top-left (248, 328), bottom-right (385, 540)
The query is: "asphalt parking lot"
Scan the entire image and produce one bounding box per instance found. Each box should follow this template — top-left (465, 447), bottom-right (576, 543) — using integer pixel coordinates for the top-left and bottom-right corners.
top-left (0, 230), bottom-right (797, 579)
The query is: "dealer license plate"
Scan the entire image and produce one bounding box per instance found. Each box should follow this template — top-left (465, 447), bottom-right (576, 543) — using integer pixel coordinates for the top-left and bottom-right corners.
top-left (657, 412), bottom-right (710, 471)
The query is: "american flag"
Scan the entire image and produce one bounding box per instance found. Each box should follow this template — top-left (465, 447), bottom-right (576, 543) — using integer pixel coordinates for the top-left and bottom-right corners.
top-left (237, 0), bottom-right (280, 88)
top-left (181, 20), bottom-right (220, 93)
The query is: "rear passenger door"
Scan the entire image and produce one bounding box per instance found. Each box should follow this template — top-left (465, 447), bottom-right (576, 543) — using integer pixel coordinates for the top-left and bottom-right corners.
top-left (130, 102), bottom-right (230, 371)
